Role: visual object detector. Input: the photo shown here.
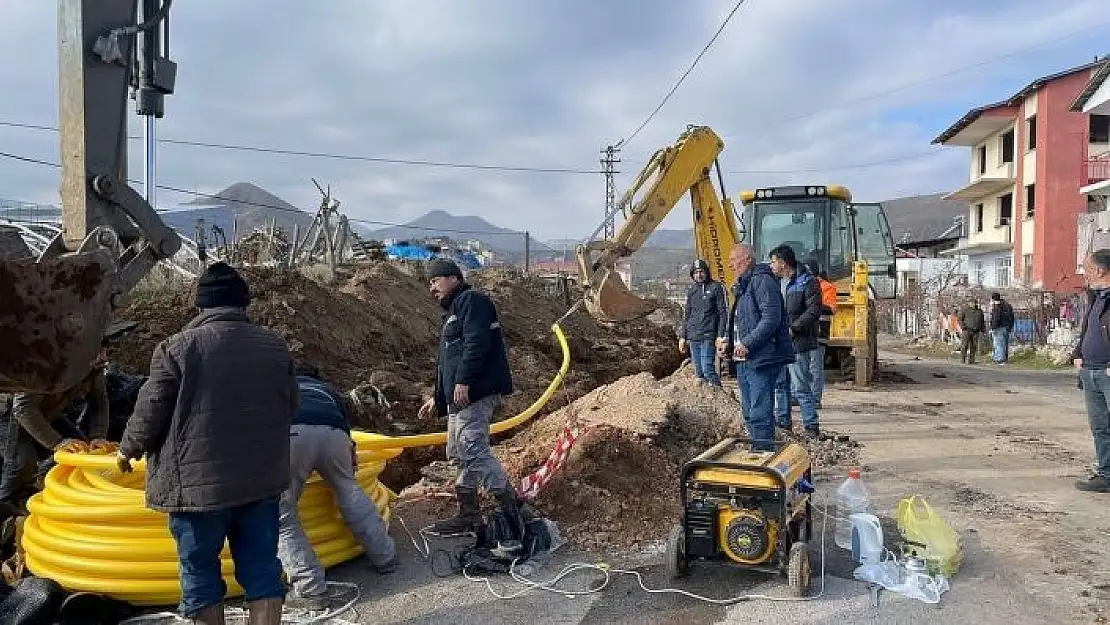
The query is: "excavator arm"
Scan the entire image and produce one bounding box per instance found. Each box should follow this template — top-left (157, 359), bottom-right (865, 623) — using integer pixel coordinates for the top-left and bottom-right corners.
top-left (0, 0), bottom-right (180, 394)
top-left (575, 125), bottom-right (742, 323)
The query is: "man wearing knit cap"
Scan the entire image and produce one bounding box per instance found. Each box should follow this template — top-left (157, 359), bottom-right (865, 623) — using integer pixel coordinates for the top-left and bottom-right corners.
top-left (119, 261), bottom-right (298, 625)
top-left (418, 258), bottom-right (521, 549)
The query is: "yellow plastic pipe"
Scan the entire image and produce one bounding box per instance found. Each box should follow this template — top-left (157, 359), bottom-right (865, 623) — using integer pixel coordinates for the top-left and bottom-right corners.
top-left (22, 323), bottom-right (571, 606)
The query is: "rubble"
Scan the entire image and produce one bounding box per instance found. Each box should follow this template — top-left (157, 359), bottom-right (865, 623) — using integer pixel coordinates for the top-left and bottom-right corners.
top-left (423, 364), bottom-right (858, 550)
top-left (111, 262), bottom-right (683, 490)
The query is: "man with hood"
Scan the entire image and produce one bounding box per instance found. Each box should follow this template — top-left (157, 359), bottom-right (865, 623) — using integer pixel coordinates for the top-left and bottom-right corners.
top-left (678, 259), bottom-right (729, 387)
top-left (722, 244), bottom-right (796, 451)
top-left (417, 258), bottom-right (522, 551)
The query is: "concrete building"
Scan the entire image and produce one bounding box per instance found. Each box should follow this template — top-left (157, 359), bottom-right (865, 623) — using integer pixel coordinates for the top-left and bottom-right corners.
top-left (1071, 59), bottom-right (1110, 270)
top-left (934, 58), bottom-right (1110, 292)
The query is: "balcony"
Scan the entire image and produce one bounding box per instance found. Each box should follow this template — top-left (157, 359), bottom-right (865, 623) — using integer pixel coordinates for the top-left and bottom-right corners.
top-left (1083, 152), bottom-right (1110, 197)
top-left (945, 161), bottom-right (1016, 201)
top-left (940, 224), bottom-right (1013, 258)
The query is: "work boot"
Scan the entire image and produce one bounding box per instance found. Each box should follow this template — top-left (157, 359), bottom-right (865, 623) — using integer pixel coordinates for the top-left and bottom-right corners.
top-left (493, 487), bottom-right (524, 555)
top-left (247, 597), bottom-right (283, 625)
top-left (431, 486), bottom-right (480, 536)
top-left (191, 604), bottom-right (226, 625)
top-left (1075, 474), bottom-right (1110, 493)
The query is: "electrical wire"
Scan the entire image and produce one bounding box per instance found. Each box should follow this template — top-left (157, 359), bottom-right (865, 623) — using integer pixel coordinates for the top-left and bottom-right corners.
top-left (460, 502), bottom-right (832, 605)
top-left (716, 19), bottom-right (1110, 141)
top-left (0, 150), bottom-right (525, 236)
top-left (615, 0), bottom-right (749, 151)
top-left (0, 121), bottom-right (601, 175)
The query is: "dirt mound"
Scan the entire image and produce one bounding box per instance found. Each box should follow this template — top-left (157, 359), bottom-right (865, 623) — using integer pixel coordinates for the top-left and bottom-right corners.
top-left (485, 364), bottom-right (861, 550)
top-left (111, 262), bottom-right (683, 490)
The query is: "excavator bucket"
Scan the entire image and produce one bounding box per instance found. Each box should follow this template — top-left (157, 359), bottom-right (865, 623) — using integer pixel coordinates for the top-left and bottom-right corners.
top-left (584, 265), bottom-right (658, 323)
top-left (0, 251), bottom-right (118, 395)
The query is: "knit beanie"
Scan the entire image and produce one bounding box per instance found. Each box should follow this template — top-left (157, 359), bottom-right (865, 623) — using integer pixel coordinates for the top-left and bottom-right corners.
top-left (195, 261), bottom-right (251, 309)
top-left (427, 258), bottom-right (464, 280)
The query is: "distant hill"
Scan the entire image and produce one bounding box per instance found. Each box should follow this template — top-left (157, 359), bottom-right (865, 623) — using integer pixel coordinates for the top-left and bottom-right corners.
top-left (181, 182), bottom-right (315, 237)
top-left (365, 210), bottom-right (553, 256)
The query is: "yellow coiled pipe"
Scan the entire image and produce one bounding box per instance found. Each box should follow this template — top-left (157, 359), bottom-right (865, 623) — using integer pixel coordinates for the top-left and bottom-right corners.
top-left (22, 323), bottom-right (570, 606)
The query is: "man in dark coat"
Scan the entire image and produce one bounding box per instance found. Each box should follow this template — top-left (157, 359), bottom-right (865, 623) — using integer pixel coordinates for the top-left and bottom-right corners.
top-left (722, 245), bottom-right (796, 451)
top-left (770, 245), bottom-right (824, 437)
top-left (679, 259), bottom-right (729, 387)
top-left (989, 292), bottom-right (1016, 364)
top-left (118, 262), bottom-right (298, 624)
top-left (417, 259), bottom-right (521, 550)
top-left (957, 299), bottom-right (986, 364)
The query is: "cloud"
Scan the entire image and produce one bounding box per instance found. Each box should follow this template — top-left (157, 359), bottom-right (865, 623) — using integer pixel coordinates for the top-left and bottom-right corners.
top-left (0, 0), bottom-right (1106, 240)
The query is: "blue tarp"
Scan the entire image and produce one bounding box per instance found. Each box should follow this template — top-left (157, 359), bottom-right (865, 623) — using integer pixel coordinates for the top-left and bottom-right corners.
top-left (385, 243), bottom-right (483, 269)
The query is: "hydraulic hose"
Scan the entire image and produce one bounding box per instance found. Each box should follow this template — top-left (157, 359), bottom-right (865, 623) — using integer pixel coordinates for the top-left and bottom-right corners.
top-left (21, 323), bottom-right (571, 607)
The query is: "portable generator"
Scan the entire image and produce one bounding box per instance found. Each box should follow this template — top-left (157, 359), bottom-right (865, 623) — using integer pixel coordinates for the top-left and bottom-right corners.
top-left (665, 437), bottom-right (815, 596)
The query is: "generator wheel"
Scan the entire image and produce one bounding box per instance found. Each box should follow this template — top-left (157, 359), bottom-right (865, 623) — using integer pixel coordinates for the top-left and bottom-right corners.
top-left (787, 541), bottom-right (812, 597)
top-left (666, 523), bottom-right (688, 579)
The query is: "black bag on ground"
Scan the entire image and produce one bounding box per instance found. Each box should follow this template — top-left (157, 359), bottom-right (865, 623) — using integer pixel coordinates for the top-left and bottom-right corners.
top-left (0, 576), bottom-right (67, 625)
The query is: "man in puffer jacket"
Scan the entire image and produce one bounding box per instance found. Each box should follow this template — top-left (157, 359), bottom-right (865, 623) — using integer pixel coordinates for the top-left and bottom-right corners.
top-left (723, 245), bottom-right (796, 451)
top-left (678, 259), bottom-right (729, 387)
top-left (770, 245), bottom-right (824, 438)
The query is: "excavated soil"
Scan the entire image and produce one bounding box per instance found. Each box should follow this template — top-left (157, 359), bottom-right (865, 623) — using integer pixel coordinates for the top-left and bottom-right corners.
top-left (111, 263), bottom-right (683, 490)
top-left (405, 364), bottom-right (862, 550)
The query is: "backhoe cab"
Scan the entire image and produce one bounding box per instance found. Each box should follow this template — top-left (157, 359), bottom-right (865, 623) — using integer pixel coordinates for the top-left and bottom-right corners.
top-left (740, 185), bottom-right (897, 384)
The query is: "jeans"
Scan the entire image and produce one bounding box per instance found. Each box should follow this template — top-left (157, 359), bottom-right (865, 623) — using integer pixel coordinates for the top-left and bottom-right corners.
top-left (811, 344), bottom-right (826, 405)
top-left (168, 497), bottom-right (285, 617)
top-left (736, 361), bottom-right (782, 452)
top-left (779, 350), bottom-right (820, 430)
top-left (1079, 368), bottom-right (1110, 478)
top-left (992, 329), bottom-right (1011, 363)
top-left (447, 394), bottom-right (510, 491)
top-left (277, 424), bottom-right (396, 598)
top-left (774, 367), bottom-right (792, 424)
top-left (689, 339), bottom-right (721, 386)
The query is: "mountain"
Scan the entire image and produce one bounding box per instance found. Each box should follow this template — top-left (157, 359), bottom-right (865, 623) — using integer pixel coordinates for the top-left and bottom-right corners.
top-left (175, 182), bottom-right (315, 238)
top-left (365, 210), bottom-right (553, 255)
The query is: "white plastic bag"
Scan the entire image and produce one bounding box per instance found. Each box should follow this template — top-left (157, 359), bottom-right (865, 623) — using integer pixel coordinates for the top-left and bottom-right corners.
top-left (854, 560), bottom-right (950, 604)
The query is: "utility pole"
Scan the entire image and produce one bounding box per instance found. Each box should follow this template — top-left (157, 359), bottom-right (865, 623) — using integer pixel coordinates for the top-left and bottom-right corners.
top-left (524, 231), bottom-right (531, 275)
top-left (601, 145), bottom-right (621, 239)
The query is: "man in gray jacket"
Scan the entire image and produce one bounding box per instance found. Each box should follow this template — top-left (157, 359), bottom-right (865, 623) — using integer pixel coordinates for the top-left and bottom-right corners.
top-left (679, 259), bottom-right (729, 387)
top-left (118, 262), bottom-right (298, 625)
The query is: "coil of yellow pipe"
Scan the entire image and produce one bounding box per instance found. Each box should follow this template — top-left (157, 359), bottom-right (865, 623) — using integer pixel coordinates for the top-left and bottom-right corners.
top-left (21, 323), bottom-right (571, 607)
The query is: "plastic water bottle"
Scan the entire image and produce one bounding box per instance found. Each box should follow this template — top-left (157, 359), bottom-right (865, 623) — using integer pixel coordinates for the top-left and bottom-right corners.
top-left (835, 469), bottom-right (871, 550)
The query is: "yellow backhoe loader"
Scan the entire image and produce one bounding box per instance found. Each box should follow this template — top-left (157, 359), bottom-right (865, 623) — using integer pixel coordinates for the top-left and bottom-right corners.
top-left (576, 126), bottom-right (898, 386)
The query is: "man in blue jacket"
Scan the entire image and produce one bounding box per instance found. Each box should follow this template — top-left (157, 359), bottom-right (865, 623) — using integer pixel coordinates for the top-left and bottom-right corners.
top-left (277, 362), bottom-right (397, 611)
top-left (722, 244), bottom-right (796, 451)
top-left (679, 259), bottom-right (729, 387)
top-left (418, 259), bottom-right (521, 548)
top-left (770, 245), bottom-right (823, 438)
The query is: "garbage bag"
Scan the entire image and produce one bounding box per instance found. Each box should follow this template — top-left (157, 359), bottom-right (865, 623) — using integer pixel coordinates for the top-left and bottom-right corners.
top-left (896, 495), bottom-right (963, 578)
top-left (0, 576), bottom-right (66, 625)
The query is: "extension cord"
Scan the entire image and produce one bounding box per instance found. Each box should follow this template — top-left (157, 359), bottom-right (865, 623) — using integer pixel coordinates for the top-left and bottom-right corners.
top-left (456, 502), bottom-right (833, 605)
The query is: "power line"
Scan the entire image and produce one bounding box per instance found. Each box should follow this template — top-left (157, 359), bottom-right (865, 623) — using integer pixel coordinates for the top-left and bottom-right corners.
top-left (0, 121), bottom-right (602, 175)
top-left (718, 19), bottom-right (1110, 140)
top-left (615, 0), bottom-right (748, 150)
top-left (0, 150), bottom-right (522, 236)
top-left (725, 149), bottom-right (949, 175)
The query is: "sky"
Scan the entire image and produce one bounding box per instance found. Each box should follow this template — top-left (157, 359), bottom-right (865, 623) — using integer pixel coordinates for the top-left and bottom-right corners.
top-left (0, 0), bottom-right (1107, 241)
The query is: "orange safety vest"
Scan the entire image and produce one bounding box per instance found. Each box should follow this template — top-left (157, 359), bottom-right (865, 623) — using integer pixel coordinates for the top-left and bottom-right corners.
top-left (818, 278), bottom-right (837, 311)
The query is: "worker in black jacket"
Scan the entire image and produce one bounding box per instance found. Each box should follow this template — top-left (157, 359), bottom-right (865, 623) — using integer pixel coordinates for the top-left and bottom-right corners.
top-left (769, 245), bottom-right (824, 437)
top-left (989, 292), bottom-right (1015, 364)
top-left (418, 259), bottom-right (521, 549)
top-left (678, 259), bottom-right (729, 387)
top-left (957, 299), bottom-right (986, 364)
